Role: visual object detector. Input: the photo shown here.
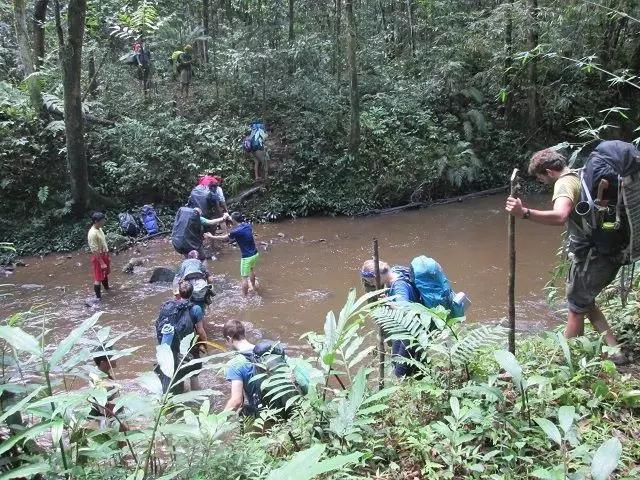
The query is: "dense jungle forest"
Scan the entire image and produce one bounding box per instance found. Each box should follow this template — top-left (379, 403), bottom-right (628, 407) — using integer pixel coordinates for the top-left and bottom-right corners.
top-left (2, 0), bottom-right (640, 255)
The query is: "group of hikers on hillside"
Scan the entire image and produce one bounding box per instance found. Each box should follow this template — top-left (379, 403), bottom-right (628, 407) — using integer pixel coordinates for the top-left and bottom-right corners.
top-left (86, 139), bottom-right (638, 424)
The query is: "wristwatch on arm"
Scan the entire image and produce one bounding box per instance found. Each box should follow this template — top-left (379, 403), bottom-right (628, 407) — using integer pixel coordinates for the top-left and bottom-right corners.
top-left (522, 208), bottom-right (531, 219)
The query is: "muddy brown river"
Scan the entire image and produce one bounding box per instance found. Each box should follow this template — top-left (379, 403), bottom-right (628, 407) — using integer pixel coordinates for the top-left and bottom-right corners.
top-left (1, 194), bottom-right (562, 388)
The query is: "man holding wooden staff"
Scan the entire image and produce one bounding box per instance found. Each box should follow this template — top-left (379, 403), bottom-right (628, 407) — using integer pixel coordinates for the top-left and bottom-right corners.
top-left (505, 148), bottom-right (626, 364)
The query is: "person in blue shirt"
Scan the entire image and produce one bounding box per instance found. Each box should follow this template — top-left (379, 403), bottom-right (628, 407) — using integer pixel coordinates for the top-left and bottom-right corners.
top-left (361, 259), bottom-right (423, 378)
top-left (206, 211), bottom-right (260, 296)
top-left (222, 319), bottom-right (260, 414)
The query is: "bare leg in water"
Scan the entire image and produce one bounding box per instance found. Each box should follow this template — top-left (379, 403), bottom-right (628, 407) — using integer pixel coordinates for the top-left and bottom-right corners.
top-left (250, 269), bottom-right (259, 293)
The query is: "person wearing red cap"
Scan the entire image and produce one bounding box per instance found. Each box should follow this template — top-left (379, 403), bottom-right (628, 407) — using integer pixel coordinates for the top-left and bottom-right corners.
top-left (197, 174), bottom-right (227, 212)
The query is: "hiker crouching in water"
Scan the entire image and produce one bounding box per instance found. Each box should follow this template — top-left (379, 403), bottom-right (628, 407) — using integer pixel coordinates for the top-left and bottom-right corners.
top-left (155, 281), bottom-right (208, 393)
top-left (173, 250), bottom-right (214, 311)
top-left (505, 146), bottom-right (626, 363)
top-left (361, 260), bottom-right (423, 378)
top-left (88, 212), bottom-right (111, 300)
top-left (205, 212), bottom-right (260, 296)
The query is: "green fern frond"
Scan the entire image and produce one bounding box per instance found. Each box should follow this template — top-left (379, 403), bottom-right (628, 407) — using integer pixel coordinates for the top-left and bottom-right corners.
top-left (450, 325), bottom-right (506, 366)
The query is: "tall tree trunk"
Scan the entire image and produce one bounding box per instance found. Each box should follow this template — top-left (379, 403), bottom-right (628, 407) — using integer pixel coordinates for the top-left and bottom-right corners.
top-left (203, 0), bottom-right (210, 63)
top-left (503, 0), bottom-right (514, 120)
top-left (14, 0), bottom-right (42, 111)
top-left (526, 0), bottom-right (539, 131)
top-left (33, 0), bottom-right (49, 69)
top-left (406, 0), bottom-right (415, 57)
top-left (61, 0), bottom-right (89, 215)
top-left (288, 0), bottom-right (294, 43)
top-left (345, 0), bottom-right (360, 155)
top-left (334, 0), bottom-right (342, 78)
top-left (88, 54), bottom-right (98, 98)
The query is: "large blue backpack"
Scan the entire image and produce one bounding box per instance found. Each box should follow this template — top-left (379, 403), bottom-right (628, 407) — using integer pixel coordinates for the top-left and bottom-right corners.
top-left (410, 256), bottom-right (466, 318)
top-left (140, 204), bottom-right (159, 235)
top-left (249, 122), bottom-right (267, 151)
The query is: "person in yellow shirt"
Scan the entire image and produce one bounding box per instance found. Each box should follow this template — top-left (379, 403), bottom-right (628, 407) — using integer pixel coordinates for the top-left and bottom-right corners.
top-left (88, 212), bottom-right (111, 300)
top-left (505, 149), bottom-right (624, 363)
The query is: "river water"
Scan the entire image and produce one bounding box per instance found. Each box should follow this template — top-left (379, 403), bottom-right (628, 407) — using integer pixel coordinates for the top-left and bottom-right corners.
top-left (1, 194), bottom-right (562, 385)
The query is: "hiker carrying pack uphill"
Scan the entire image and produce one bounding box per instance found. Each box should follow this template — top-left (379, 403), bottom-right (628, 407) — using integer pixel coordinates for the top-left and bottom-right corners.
top-left (222, 319), bottom-right (317, 417)
top-left (243, 121), bottom-right (269, 182)
top-left (506, 140), bottom-right (640, 364)
top-left (361, 257), bottom-right (469, 378)
top-left (155, 281), bottom-right (207, 394)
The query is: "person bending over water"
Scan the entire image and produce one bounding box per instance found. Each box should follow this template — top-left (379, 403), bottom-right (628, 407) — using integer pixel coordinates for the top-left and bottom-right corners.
top-left (205, 212), bottom-right (259, 296)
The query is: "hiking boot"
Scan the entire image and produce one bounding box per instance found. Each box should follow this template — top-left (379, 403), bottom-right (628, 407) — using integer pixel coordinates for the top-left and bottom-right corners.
top-left (610, 353), bottom-right (632, 367)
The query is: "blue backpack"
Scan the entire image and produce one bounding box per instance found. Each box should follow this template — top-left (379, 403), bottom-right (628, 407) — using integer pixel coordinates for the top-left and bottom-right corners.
top-left (247, 123), bottom-right (266, 151)
top-left (140, 204), bottom-right (159, 235)
top-left (410, 256), bottom-right (466, 318)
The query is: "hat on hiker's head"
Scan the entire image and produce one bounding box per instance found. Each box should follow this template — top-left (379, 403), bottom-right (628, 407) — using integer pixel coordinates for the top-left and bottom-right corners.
top-left (184, 44), bottom-right (193, 52)
top-left (208, 177), bottom-right (219, 188)
top-left (91, 212), bottom-right (106, 224)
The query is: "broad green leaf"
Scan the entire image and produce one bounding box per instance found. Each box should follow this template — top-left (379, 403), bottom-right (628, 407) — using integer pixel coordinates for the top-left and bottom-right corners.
top-left (534, 417), bottom-right (562, 446)
top-left (0, 326), bottom-right (41, 356)
top-left (156, 344), bottom-right (175, 379)
top-left (0, 462), bottom-right (49, 480)
top-left (0, 421), bottom-right (52, 456)
top-left (556, 331), bottom-right (573, 373)
top-left (591, 437), bottom-right (622, 480)
top-left (557, 405), bottom-right (575, 434)
top-left (0, 386), bottom-right (44, 423)
top-left (450, 396), bottom-right (460, 420)
top-left (348, 345), bottom-right (375, 369)
top-left (49, 313), bottom-right (101, 370)
top-left (494, 350), bottom-right (525, 392)
top-left (266, 444), bottom-right (361, 480)
top-left (138, 371), bottom-right (162, 395)
top-left (180, 332), bottom-right (195, 356)
top-left (50, 420), bottom-right (64, 445)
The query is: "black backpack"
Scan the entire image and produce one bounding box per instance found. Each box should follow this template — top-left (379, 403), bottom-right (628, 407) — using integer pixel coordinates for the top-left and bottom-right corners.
top-left (187, 185), bottom-right (220, 219)
top-left (171, 207), bottom-right (203, 255)
top-left (118, 212), bottom-right (140, 237)
top-left (573, 141), bottom-right (640, 262)
top-left (155, 299), bottom-right (195, 352)
top-left (154, 299), bottom-right (197, 393)
top-left (241, 340), bottom-right (301, 417)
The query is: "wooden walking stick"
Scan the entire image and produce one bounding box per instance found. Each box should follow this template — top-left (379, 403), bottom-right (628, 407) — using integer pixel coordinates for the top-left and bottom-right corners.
top-left (508, 168), bottom-right (520, 354)
top-left (373, 238), bottom-right (385, 390)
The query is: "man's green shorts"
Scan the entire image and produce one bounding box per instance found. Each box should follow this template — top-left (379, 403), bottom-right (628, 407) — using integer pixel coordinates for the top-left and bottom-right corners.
top-left (240, 253), bottom-right (259, 277)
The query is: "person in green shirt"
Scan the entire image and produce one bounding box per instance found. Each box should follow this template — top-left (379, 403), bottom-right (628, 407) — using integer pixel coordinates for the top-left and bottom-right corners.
top-left (505, 148), bottom-right (625, 364)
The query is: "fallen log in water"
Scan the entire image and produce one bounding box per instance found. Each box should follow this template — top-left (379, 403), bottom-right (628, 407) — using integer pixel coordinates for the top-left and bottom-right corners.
top-left (113, 230), bottom-right (170, 254)
top-left (359, 185), bottom-right (508, 216)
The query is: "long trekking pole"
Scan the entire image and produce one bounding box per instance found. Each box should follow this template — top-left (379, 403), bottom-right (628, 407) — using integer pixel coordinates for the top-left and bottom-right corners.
top-left (373, 238), bottom-right (385, 390)
top-left (508, 169), bottom-right (520, 354)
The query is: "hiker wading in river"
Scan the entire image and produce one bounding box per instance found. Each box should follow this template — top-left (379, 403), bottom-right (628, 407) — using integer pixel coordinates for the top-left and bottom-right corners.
top-left (205, 212), bottom-right (259, 296)
top-left (88, 212), bottom-right (111, 300)
top-left (505, 147), bottom-right (627, 364)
